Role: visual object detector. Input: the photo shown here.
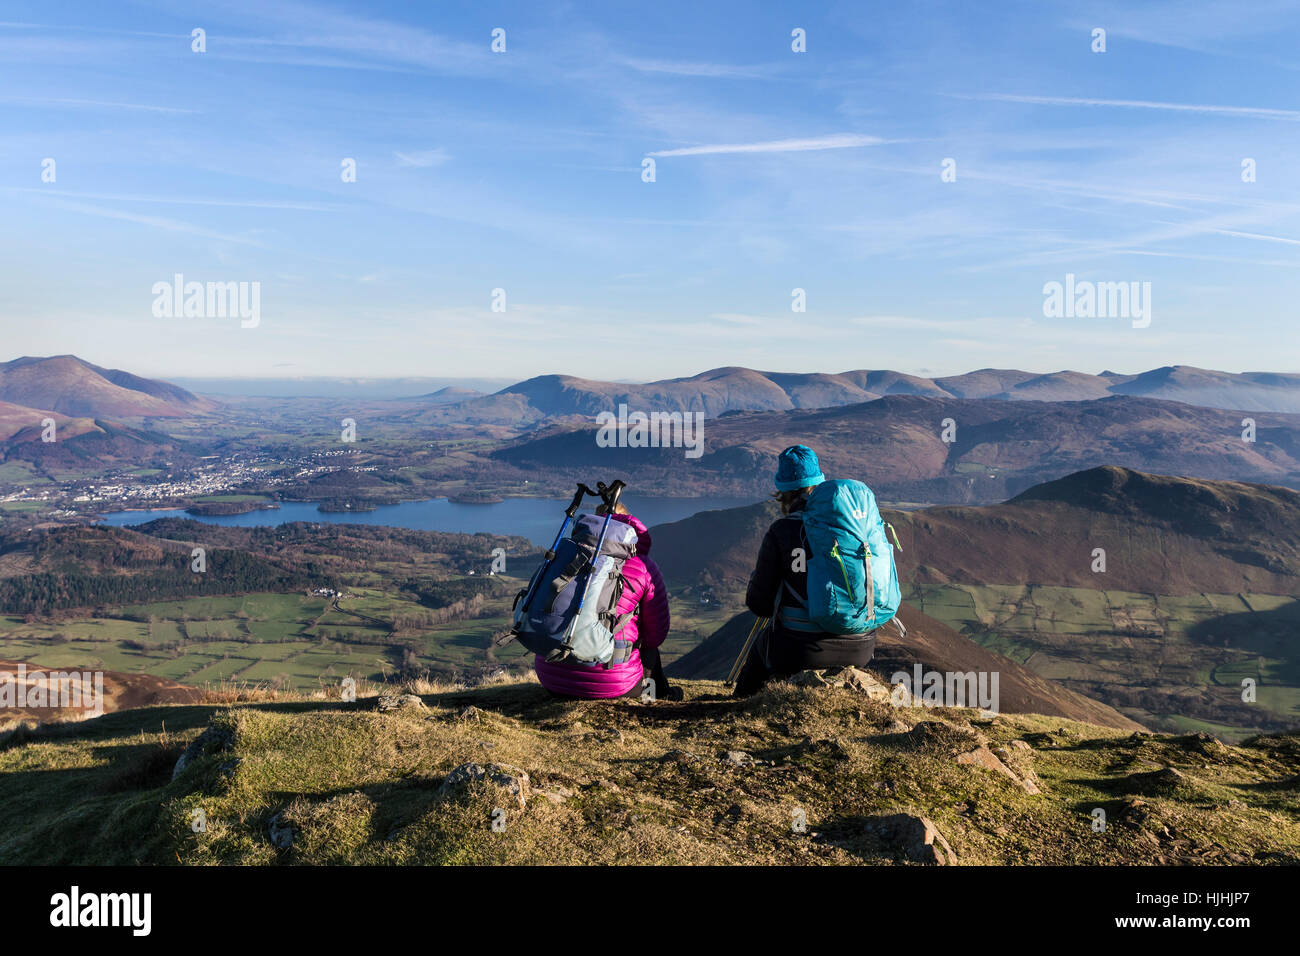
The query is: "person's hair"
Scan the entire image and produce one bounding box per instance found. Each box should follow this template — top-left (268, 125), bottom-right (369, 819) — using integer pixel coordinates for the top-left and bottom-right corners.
top-left (595, 501), bottom-right (628, 515)
top-left (772, 486), bottom-right (815, 515)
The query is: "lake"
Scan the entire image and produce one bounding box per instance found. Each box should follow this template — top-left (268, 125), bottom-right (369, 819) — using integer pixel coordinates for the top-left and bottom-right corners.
top-left (97, 495), bottom-right (764, 546)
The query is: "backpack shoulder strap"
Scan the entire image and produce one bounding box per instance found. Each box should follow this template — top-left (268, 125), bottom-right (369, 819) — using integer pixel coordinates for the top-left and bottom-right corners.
top-left (606, 585), bottom-right (643, 666)
top-left (544, 550), bottom-right (590, 612)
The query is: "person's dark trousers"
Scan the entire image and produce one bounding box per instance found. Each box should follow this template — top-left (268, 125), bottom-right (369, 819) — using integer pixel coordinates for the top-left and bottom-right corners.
top-left (642, 646), bottom-right (670, 698)
top-left (733, 624), bottom-right (876, 697)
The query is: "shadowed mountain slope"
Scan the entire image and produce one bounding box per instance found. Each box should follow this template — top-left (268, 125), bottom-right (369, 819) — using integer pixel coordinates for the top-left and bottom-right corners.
top-left (666, 605), bottom-right (1144, 731)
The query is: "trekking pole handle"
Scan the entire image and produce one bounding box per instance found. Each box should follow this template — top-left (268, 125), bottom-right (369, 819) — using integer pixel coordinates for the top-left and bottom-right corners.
top-left (566, 483), bottom-right (594, 518)
top-left (597, 479), bottom-right (627, 512)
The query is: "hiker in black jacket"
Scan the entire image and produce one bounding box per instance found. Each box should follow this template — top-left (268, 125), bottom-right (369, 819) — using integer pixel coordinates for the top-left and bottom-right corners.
top-left (734, 445), bottom-right (877, 696)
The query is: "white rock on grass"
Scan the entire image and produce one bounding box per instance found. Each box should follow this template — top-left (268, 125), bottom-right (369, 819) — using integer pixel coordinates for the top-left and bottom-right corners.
top-left (376, 694), bottom-right (426, 713)
top-left (439, 762), bottom-right (531, 809)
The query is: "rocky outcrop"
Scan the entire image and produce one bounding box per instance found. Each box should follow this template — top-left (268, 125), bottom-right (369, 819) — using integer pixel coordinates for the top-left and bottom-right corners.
top-left (789, 666), bottom-right (907, 703)
top-left (957, 744), bottom-right (1040, 794)
top-left (721, 750), bottom-right (757, 768)
top-left (902, 720), bottom-right (1039, 793)
top-left (172, 724), bottom-right (236, 781)
top-left (267, 811), bottom-right (296, 850)
top-left (375, 694), bottom-right (427, 713)
top-left (439, 762), bottom-right (531, 809)
top-left (864, 813), bottom-right (957, 865)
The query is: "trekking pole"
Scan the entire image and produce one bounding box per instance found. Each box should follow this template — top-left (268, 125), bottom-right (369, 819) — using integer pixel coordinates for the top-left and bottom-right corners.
top-left (725, 615), bottom-right (769, 685)
top-left (517, 482), bottom-right (596, 619)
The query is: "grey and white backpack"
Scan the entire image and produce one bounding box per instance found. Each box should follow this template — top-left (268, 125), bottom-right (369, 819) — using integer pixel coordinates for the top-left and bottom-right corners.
top-left (511, 514), bottom-right (639, 666)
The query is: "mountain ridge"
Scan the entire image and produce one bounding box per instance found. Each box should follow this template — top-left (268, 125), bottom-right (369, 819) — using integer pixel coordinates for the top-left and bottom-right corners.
top-left (651, 466), bottom-right (1300, 599)
top-left (492, 394), bottom-right (1300, 502)
top-left (0, 355), bottom-right (213, 419)
top-left (469, 364), bottom-right (1300, 418)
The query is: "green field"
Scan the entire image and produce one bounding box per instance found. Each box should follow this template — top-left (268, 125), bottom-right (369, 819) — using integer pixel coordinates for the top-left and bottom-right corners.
top-left (0, 579), bottom-right (525, 692)
top-left (0, 500), bottom-right (48, 513)
top-left (904, 583), bottom-right (1300, 738)
top-left (0, 461), bottom-right (49, 486)
top-left (0, 571), bottom-right (746, 699)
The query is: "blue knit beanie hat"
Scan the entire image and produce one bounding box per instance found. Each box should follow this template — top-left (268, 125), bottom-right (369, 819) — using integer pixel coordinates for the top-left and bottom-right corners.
top-left (774, 444), bottom-right (824, 491)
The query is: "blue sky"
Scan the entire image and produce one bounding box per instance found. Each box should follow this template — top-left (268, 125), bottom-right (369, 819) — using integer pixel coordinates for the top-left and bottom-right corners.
top-left (2, 0), bottom-right (1299, 382)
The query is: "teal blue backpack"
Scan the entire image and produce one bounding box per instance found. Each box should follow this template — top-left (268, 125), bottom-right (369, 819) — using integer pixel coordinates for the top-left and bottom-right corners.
top-left (783, 478), bottom-right (901, 634)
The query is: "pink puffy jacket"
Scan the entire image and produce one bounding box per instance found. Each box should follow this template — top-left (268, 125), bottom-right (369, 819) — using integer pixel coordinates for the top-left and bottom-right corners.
top-left (533, 512), bottom-right (671, 698)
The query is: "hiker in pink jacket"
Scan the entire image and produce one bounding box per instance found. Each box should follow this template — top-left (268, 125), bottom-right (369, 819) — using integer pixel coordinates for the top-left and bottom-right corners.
top-left (533, 504), bottom-right (675, 700)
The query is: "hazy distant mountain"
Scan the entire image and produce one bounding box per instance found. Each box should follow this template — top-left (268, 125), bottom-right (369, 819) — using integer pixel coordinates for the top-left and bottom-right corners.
top-left (417, 386), bottom-right (485, 403)
top-left (931, 368), bottom-right (1042, 397)
top-left (467, 365), bottom-right (1300, 419)
top-left (171, 375), bottom-right (514, 399)
top-left (492, 394), bottom-right (1300, 502)
top-left (1106, 366), bottom-right (1300, 411)
top-left (495, 367), bottom-right (799, 417)
top-left (16, 358), bottom-right (1300, 422)
top-left (0, 356), bottom-right (212, 418)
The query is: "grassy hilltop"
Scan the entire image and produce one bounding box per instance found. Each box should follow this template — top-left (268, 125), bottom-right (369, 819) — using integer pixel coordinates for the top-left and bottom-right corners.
top-left (2, 674), bottom-right (1297, 866)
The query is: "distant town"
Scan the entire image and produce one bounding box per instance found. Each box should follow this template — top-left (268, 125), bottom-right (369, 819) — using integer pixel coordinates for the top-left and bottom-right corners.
top-left (0, 449), bottom-right (379, 522)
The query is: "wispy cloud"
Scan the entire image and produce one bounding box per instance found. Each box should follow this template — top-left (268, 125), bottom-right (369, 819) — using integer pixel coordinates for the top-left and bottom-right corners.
top-left (648, 134), bottom-right (890, 157)
top-left (36, 198), bottom-right (263, 246)
top-left (8, 188), bottom-right (335, 211)
top-left (210, 0), bottom-right (496, 76)
top-left (0, 20), bottom-right (181, 38)
top-left (1063, 2), bottom-right (1300, 61)
top-left (7, 0), bottom-right (1299, 377)
top-left (616, 56), bottom-right (771, 79)
top-left (955, 93), bottom-right (1300, 120)
top-left (394, 148), bottom-right (450, 168)
top-left (1118, 249), bottom-right (1300, 269)
top-left (708, 312), bottom-right (768, 326)
top-left (1213, 228), bottom-right (1300, 246)
top-left (0, 95), bottom-right (196, 113)
top-left (963, 208), bottom-right (1300, 272)
top-left (849, 315), bottom-right (970, 331)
